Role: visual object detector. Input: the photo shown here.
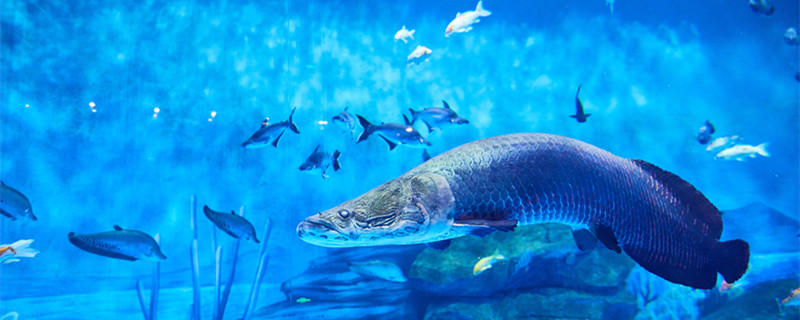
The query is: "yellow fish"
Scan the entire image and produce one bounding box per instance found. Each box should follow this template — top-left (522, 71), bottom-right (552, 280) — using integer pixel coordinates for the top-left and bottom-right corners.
top-left (473, 252), bottom-right (505, 275)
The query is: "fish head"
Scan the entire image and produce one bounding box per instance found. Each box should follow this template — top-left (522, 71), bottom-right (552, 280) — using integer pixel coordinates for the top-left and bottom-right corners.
top-left (299, 159), bottom-right (320, 172)
top-left (451, 116), bottom-right (469, 125)
top-left (144, 242), bottom-right (167, 260)
top-left (297, 172), bottom-right (455, 247)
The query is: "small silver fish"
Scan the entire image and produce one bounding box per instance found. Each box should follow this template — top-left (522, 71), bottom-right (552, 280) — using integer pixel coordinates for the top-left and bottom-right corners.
top-left (749, 0), bottom-right (775, 16)
top-left (407, 100), bottom-right (469, 133)
top-left (331, 106), bottom-right (357, 139)
top-left (299, 145), bottom-right (342, 179)
top-left (68, 226), bottom-right (166, 261)
top-left (407, 45), bottom-right (432, 67)
top-left (356, 114), bottom-right (431, 150)
top-left (203, 205), bottom-right (259, 243)
top-left (348, 260), bottom-right (407, 282)
top-left (242, 108), bottom-right (300, 148)
top-left (715, 143), bottom-right (770, 161)
top-left (0, 181), bottom-right (36, 221)
top-left (706, 135), bottom-right (740, 152)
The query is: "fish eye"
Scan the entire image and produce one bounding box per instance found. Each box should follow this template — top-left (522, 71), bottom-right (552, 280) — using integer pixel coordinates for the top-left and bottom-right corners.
top-left (338, 209), bottom-right (350, 219)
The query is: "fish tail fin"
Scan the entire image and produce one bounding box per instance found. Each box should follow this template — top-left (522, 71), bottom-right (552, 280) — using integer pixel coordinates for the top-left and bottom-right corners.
top-left (755, 143), bottom-right (770, 157)
top-left (476, 1), bottom-right (491, 16)
top-left (332, 150), bottom-right (342, 171)
top-left (356, 115), bottom-right (374, 143)
top-left (288, 107), bottom-right (300, 134)
top-left (409, 29), bottom-right (415, 39)
top-left (712, 239), bottom-right (750, 284)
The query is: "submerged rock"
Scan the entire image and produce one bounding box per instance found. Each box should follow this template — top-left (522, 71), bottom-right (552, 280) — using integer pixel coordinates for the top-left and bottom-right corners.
top-left (424, 287), bottom-right (637, 320)
top-left (410, 223), bottom-right (636, 296)
top-left (700, 279), bottom-right (800, 320)
top-left (721, 202), bottom-right (799, 254)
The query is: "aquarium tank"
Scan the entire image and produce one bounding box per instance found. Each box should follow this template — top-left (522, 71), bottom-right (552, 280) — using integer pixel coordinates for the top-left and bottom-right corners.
top-left (1, 0), bottom-right (798, 319)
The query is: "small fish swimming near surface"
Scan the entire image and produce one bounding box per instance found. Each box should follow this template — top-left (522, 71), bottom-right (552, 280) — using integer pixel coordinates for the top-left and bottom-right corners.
top-left (715, 143), bottom-right (769, 161)
top-left (348, 260), bottom-right (407, 282)
top-left (407, 100), bottom-right (469, 133)
top-left (299, 145), bottom-right (342, 179)
top-left (203, 205), bottom-right (259, 243)
top-left (331, 106), bottom-right (357, 139)
top-left (0, 181), bottom-right (36, 221)
top-left (0, 239), bottom-right (39, 264)
top-left (473, 252), bottom-right (506, 276)
top-left (407, 45), bottom-right (432, 67)
top-left (570, 85), bottom-right (591, 123)
top-left (68, 226), bottom-right (166, 261)
top-left (705, 135), bottom-right (740, 152)
top-left (242, 108), bottom-right (300, 148)
top-left (785, 28), bottom-right (800, 46)
top-left (297, 133), bottom-right (750, 289)
top-left (445, 1), bottom-right (491, 37)
top-left (394, 26), bottom-right (415, 43)
top-left (749, 0), bottom-right (775, 16)
top-left (356, 114), bottom-right (431, 150)
top-left (697, 120), bottom-right (715, 145)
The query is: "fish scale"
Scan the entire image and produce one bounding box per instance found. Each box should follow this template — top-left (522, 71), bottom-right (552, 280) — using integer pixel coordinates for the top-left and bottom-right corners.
top-left (404, 133), bottom-right (746, 289)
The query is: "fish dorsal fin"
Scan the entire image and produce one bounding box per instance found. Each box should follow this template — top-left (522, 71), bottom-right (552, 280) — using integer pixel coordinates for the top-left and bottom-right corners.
top-left (261, 118), bottom-right (269, 128)
top-left (113, 225), bottom-right (123, 231)
top-left (456, 12), bottom-right (461, 17)
top-left (313, 145), bottom-right (320, 153)
top-left (344, 106), bottom-right (349, 111)
top-left (442, 100), bottom-right (451, 109)
top-left (402, 25), bottom-right (406, 30)
top-left (632, 159), bottom-right (723, 239)
top-left (230, 210), bottom-right (236, 216)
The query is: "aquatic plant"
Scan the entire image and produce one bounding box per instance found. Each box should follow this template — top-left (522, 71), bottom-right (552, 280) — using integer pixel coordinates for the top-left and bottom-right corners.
top-left (189, 195), bottom-right (202, 319)
top-left (242, 219), bottom-right (272, 320)
top-left (134, 234), bottom-right (161, 320)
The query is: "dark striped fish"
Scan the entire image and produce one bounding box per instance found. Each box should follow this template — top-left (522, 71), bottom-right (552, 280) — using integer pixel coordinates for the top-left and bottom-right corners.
top-left (297, 133), bottom-right (750, 289)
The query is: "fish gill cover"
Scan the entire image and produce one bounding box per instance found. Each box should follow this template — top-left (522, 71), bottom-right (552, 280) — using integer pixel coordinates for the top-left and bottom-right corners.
top-left (0, 0), bottom-right (798, 318)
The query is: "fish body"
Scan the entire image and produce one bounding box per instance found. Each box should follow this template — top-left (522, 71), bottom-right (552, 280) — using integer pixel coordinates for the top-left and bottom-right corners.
top-left (784, 28), bottom-right (800, 46)
top-left (394, 26), bottom-right (415, 43)
top-left (299, 145), bottom-right (342, 179)
top-left (473, 253), bottom-right (506, 275)
top-left (445, 1), bottom-right (491, 37)
top-left (705, 135), bottom-right (740, 152)
top-left (296, 297), bottom-right (312, 304)
top-left (0, 182), bottom-right (36, 221)
top-left (332, 107), bottom-right (357, 139)
top-left (697, 120), bottom-right (715, 145)
top-left (356, 115), bottom-right (431, 150)
top-left (748, 0), bottom-right (775, 16)
top-left (297, 133), bottom-right (750, 289)
top-left (408, 100), bottom-right (469, 133)
top-left (203, 206), bottom-right (259, 243)
top-left (0, 239), bottom-right (38, 264)
top-left (242, 108), bottom-right (300, 148)
top-left (407, 45), bottom-right (432, 67)
top-left (348, 260), bottom-right (407, 282)
top-left (715, 143), bottom-right (769, 161)
top-left (68, 226), bottom-right (166, 261)
top-left (570, 85), bottom-right (591, 123)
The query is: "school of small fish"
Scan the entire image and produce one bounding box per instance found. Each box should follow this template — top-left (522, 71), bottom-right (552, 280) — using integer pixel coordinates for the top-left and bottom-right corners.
top-left (695, 121), bottom-right (770, 162)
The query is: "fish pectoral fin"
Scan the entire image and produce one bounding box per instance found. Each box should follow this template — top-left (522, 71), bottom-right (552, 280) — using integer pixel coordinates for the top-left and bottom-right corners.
top-left (272, 130), bottom-right (285, 147)
top-left (0, 209), bottom-right (14, 219)
top-left (571, 228), bottom-right (598, 251)
top-left (113, 225), bottom-right (123, 231)
top-left (378, 135), bottom-right (398, 150)
top-left (454, 219), bottom-right (518, 237)
top-left (425, 239), bottom-right (451, 250)
top-left (590, 224), bottom-right (621, 253)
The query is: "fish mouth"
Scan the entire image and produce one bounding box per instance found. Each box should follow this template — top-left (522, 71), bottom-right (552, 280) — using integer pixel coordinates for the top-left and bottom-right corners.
top-left (297, 218), bottom-right (340, 237)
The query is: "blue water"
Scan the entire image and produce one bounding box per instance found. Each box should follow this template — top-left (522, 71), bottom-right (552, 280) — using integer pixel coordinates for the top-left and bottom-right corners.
top-left (1, 0), bottom-right (798, 319)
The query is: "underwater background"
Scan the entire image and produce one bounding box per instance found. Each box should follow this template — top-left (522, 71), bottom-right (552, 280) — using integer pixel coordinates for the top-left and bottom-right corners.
top-left (1, 0), bottom-right (799, 319)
